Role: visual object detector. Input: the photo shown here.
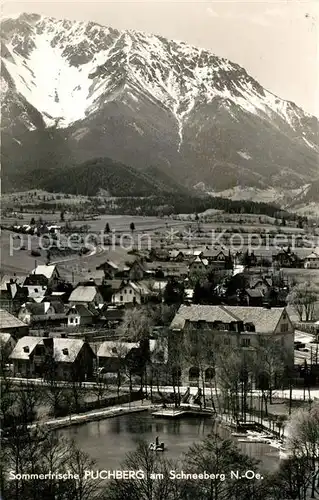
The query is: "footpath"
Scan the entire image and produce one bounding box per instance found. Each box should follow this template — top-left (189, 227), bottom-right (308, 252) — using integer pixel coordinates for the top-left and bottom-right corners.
top-left (29, 400), bottom-right (155, 430)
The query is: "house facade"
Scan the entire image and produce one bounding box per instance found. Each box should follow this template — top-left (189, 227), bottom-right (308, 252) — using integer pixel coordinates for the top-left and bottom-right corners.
top-left (30, 264), bottom-right (61, 288)
top-left (170, 304), bottom-right (294, 386)
top-left (111, 281), bottom-right (151, 305)
top-left (9, 336), bottom-right (95, 380)
top-left (304, 252), bottom-right (319, 269)
top-left (67, 304), bottom-right (95, 327)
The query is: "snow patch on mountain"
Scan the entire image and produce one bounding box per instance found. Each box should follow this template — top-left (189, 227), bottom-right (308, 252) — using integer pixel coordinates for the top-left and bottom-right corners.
top-left (1, 9), bottom-right (319, 188)
top-left (2, 12), bottom-right (318, 155)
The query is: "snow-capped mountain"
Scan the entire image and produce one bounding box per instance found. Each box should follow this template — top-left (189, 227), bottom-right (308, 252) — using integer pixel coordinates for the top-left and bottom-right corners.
top-left (1, 13), bottom-right (319, 194)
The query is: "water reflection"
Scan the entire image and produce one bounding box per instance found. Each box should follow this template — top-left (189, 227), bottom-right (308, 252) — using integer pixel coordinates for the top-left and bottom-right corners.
top-left (59, 412), bottom-right (280, 472)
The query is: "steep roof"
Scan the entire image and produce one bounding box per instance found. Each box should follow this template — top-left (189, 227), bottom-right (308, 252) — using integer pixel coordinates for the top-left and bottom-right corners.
top-left (0, 308), bottom-right (28, 329)
top-left (0, 275), bottom-right (26, 290)
top-left (9, 336), bottom-right (93, 363)
top-left (69, 286), bottom-right (99, 303)
top-left (67, 304), bottom-right (94, 317)
top-left (170, 304), bottom-right (285, 334)
top-left (9, 336), bottom-right (41, 360)
top-left (202, 249), bottom-right (225, 258)
top-left (31, 265), bottom-right (58, 280)
top-left (305, 252), bottom-right (319, 260)
top-left (53, 338), bottom-right (90, 363)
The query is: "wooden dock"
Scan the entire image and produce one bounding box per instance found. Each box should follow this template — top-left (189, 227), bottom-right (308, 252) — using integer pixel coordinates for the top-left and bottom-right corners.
top-left (152, 407), bottom-right (214, 419)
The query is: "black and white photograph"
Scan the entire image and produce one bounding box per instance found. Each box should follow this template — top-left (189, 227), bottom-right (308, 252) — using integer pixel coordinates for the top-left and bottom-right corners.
top-left (0, 1), bottom-right (319, 498)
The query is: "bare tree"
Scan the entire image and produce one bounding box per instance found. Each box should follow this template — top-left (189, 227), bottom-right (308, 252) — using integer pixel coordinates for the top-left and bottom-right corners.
top-left (254, 336), bottom-right (287, 411)
top-left (118, 307), bottom-right (154, 342)
top-left (180, 433), bottom-right (267, 500)
top-left (286, 403), bottom-right (319, 498)
top-left (215, 346), bottom-right (254, 422)
top-left (106, 440), bottom-right (180, 500)
top-left (287, 282), bottom-right (318, 322)
top-left (65, 440), bottom-right (104, 500)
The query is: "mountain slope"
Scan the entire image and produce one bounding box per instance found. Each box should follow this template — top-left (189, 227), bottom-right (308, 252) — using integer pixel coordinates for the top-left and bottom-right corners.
top-left (1, 13), bottom-right (319, 195)
top-left (12, 156), bottom-right (188, 196)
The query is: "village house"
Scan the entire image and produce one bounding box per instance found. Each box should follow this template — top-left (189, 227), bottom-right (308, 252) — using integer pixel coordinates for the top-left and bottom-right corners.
top-left (30, 264), bottom-right (61, 288)
top-left (111, 281), bottom-right (152, 305)
top-left (170, 304), bottom-right (294, 386)
top-left (249, 276), bottom-right (273, 294)
top-left (9, 336), bottom-right (54, 378)
top-left (188, 256), bottom-right (209, 275)
top-left (169, 248), bottom-right (204, 263)
top-left (97, 341), bottom-right (140, 374)
top-left (0, 276), bottom-right (28, 314)
top-left (0, 308), bottom-right (29, 338)
top-left (304, 251), bottom-right (319, 269)
top-left (272, 248), bottom-right (301, 268)
top-left (97, 260), bottom-right (130, 279)
top-left (128, 260), bottom-right (153, 280)
top-left (202, 248), bottom-right (226, 263)
top-left (53, 338), bottom-right (95, 381)
top-left (9, 336), bottom-right (95, 381)
top-left (67, 304), bottom-right (96, 327)
top-left (68, 284), bottom-right (104, 308)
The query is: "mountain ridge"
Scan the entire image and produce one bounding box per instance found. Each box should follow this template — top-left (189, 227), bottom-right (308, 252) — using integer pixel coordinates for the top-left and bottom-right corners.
top-left (1, 12), bottom-right (319, 197)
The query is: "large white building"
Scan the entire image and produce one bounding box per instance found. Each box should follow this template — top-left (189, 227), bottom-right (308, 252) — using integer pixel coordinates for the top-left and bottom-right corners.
top-left (170, 304), bottom-right (294, 386)
top-left (304, 251), bottom-right (319, 269)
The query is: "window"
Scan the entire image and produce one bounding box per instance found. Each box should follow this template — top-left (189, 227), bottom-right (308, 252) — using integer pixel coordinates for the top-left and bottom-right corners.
top-left (129, 289), bottom-right (132, 294)
top-left (280, 323), bottom-right (289, 333)
top-left (124, 289), bottom-right (127, 294)
top-left (120, 295), bottom-right (123, 302)
top-left (245, 323), bottom-right (256, 332)
top-left (241, 338), bottom-right (251, 347)
top-left (70, 318), bottom-right (74, 323)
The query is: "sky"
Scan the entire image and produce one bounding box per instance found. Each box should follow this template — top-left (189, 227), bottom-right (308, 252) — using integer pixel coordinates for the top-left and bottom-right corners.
top-left (2, 0), bottom-right (318, 116)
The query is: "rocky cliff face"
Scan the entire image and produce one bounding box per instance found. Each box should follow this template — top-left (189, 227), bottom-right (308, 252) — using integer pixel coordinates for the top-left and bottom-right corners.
top-left (1, 13), bottom-right (318, 194)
